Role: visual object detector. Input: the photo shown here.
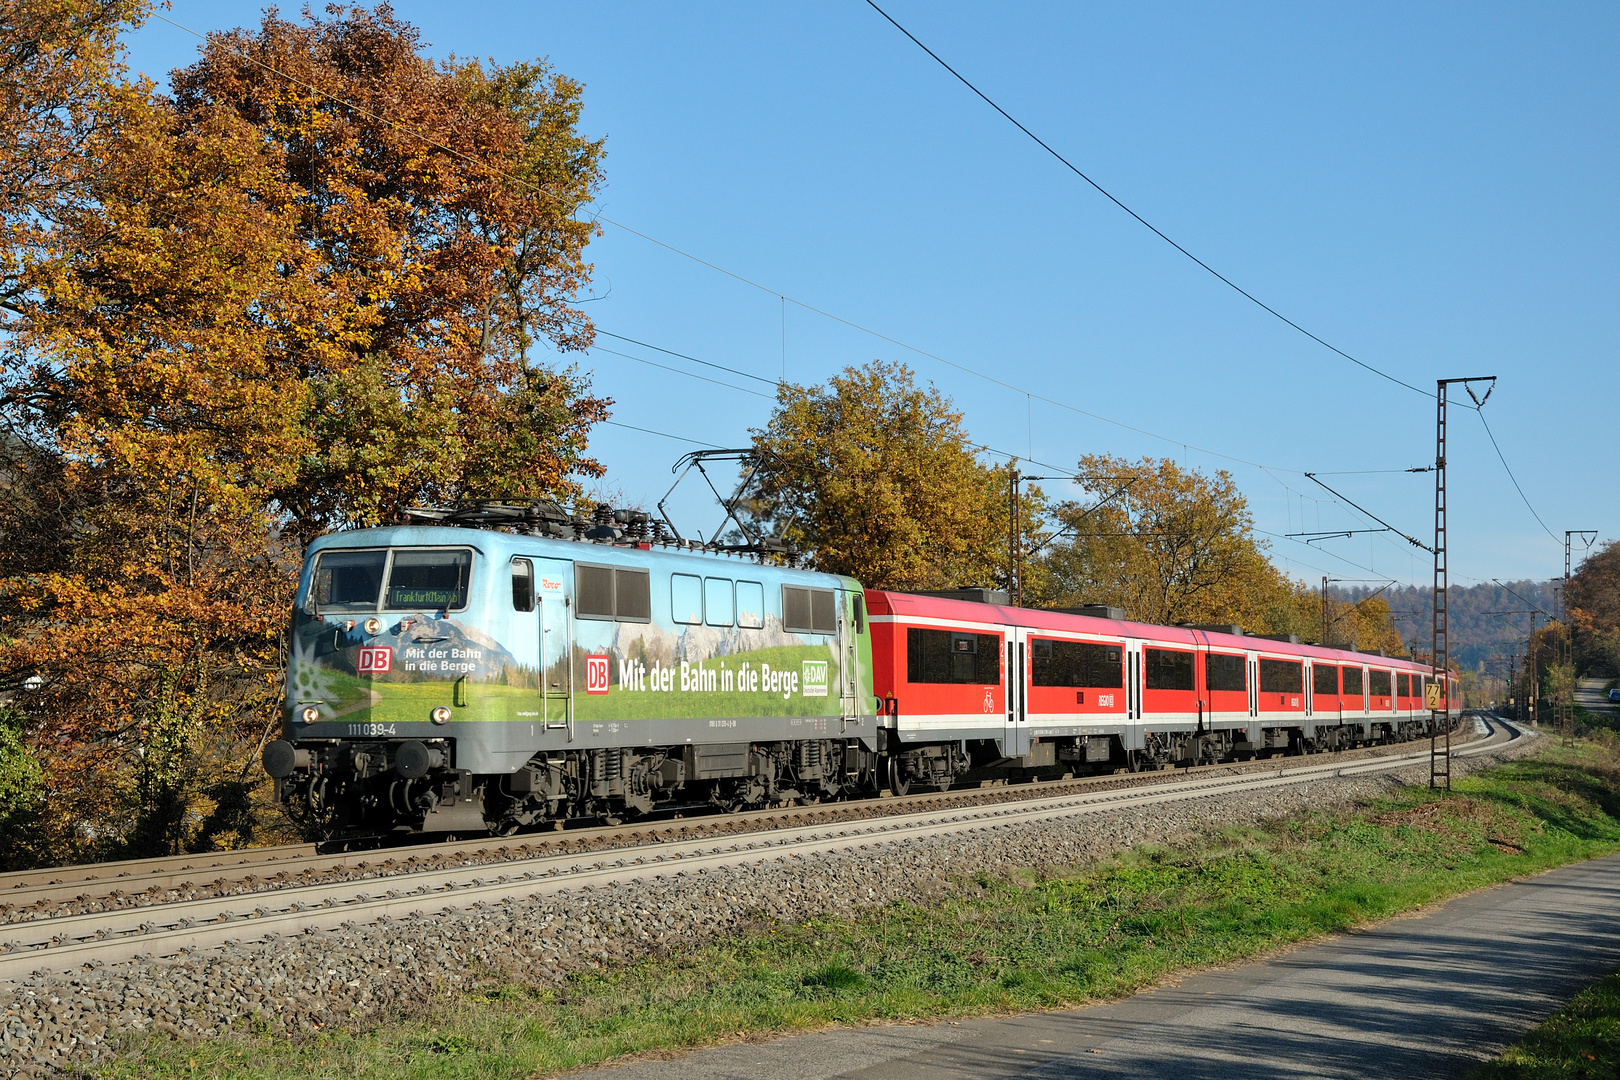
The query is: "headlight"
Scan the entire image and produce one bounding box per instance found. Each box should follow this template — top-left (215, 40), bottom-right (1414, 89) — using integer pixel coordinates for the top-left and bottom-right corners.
top-left (364, 617), bottom-right (382, 635)
top-left (301, 705), bottom-right (321, 724)
top-left (431, 706), bottom-right (452, 725)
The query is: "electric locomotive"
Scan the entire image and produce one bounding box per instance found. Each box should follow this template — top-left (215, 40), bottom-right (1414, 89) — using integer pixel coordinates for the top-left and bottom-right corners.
top-left (262, 505), bottom-right (880, 838)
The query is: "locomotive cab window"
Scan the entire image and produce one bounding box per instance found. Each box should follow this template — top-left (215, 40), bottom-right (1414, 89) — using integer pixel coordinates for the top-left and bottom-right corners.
top-left (1259, 658), bottom-right (1303, 694)
top-left (1313, 663), bottom-right (1338, 695)
top-left (1031, 638), bottom-right (1123, 688)
top-left (309, 549), bottom-right (387, 612)
top-left (907, 628), bottom-right (1001, 684)
top-left (1144, 648), bottom-right (1194, 691)
top-left (385, 549), bottom-right (473, 611)
top-left (736, 581), bottom-right (765, 629)
top-left (577, 563), bottom-right (652, 622)
top-left (1206, 652), bottom-right (1247, 692)
top-left (783, 585), bottom-right (838, 635)
top-left (511, 558), bottom-right (535, 612)
top-left (1342, 666), bottom-right (1364, 696)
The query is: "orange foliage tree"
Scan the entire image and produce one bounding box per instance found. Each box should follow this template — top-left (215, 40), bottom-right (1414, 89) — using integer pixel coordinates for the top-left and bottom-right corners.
top-left (0, 2), bottom-right (610, 864)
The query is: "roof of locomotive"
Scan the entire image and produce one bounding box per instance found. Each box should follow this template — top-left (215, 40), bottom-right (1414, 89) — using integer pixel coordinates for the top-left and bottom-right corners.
top-left (301, 524), bottom-right (859, 590)
top-left (866, 589), bottom-right (1441, 675)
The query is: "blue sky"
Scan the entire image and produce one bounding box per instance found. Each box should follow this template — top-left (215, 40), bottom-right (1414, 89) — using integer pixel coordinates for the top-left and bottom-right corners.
top-left (125, 2), bottom-right (1618, 589)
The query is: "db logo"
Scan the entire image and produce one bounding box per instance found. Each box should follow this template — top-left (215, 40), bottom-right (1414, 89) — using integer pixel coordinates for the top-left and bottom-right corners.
top-left (585, 655), bottom-right (610, 695)
top-left (357, 646), bottom-right (392, 675)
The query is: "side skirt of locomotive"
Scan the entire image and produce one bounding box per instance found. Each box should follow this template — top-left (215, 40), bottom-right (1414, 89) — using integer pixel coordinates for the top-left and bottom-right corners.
top-left (265, 736), bottom-right (882, 839)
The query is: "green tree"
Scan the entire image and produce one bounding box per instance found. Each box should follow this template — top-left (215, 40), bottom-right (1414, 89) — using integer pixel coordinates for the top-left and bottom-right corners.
top-left (748, 361), bottom-right (1042, 591)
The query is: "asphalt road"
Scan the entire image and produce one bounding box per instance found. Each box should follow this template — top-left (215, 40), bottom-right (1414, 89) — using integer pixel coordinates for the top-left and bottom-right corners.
top-left (1576, 676), bottom-right (1617, 718)
top-left (577, 853), bottom-right (1620, 1080)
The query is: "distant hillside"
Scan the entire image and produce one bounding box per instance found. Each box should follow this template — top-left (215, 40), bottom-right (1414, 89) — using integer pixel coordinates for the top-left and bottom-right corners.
top-left (1334, 580), bottom-right (1559, 673)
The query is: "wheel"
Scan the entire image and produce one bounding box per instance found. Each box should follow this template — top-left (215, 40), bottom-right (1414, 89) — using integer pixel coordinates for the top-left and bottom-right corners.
top-left (887, 754), bottom-right (910, 796)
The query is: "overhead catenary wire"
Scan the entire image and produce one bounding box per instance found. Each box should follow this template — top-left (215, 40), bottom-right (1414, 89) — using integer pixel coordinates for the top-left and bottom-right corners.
top-left (1475, 408), bottom-right (1560, 546)
top-left (862, 0), bottom-right (1432, 399)
top-left (601, 419), bottom-right (727, 449)
top-left (588, 345), bottom-right (773, 399)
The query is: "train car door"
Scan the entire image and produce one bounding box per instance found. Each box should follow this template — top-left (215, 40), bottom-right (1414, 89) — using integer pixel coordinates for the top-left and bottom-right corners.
top-left (534, 558), bottom-right (574, 738)
top-left (838, 588), bottom-right (861, 730)
top-left (1004, 627), bottom-right (1029, 758)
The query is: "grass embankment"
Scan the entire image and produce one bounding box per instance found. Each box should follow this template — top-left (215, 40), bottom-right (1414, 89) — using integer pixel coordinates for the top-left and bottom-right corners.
top-left (1473, 968), bottom-right (1620, 1078)
top-left (103, 736), bottom-right (1620, 1080)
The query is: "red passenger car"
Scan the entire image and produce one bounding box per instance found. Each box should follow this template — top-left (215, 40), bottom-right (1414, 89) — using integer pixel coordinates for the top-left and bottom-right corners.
top-left (867, 589), bottom-right (1452, 790)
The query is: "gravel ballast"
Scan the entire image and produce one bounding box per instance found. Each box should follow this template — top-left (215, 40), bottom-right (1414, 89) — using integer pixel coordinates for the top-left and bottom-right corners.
top-left (0, 739), bottom-right (1537, 1077)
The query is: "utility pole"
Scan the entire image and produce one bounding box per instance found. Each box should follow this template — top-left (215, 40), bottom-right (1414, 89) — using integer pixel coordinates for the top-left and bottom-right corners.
top-left (1431, 376), bottom-right (1495, 791)
top-left (1559, 530), bottom-right (1597, 743)
top-left (1321, 577), bottom-right (1328, 647)
top-left (1009, 468), bottom-right (1021, 607)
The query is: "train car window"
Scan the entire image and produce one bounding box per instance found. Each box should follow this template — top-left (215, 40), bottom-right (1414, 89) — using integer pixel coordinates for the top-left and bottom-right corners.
top-left (1031, 638), bottom-right (1123, 688)
top-left (783, 585), bottom-right (839, 634)
top-left (1259, 658), bottom-right (1303, 694)
top-left (310, 549), bottom-right (387, 611)
top-left (1313, 663), bottom-right (1338, 695)
top-left (1342, 666), bottom-right (1364, 695)
top-left (907, 628), bottom-right (1001, 684)
top-left (736, 581), bottom-right (765, 629)
top-left (511, 558), bottom-right (535, 612)
top-left (1369, 670), bottom-right (1391, 696)
top-left (852, 594), bottom-right (866, 634)
top-left (1206, 652), bottom-right (1247, 692)
top-left (1144, 648), bottom-right (1194, 691)
top-left (704, 578), bottom-right (734, 627)
top-left (615, 568), bottom-right (651, 621)
top-left (671, 573), bottom-right (703, 625)
top-left (577, 564), bottom-right (652, 622)
top-left (384, 549), bottom-right (472, 611)
top-left (1397, 673), bottom-right (1411, 697)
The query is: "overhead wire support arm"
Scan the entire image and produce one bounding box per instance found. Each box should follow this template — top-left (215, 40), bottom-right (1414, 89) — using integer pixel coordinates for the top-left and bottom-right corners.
top-left (1285, 528), bottom-right (1393, 546)
top-left (1303, 474), bottom-right (1433, 553)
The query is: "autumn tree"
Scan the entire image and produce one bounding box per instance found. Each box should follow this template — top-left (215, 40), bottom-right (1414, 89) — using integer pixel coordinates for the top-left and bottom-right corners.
top-left (0, 2), bottom-right (613, 863)
top-left (747, 361), bottom-right (1041, 591)
top-left (1568, 538), bottom-right (1620, 676)
top-left (1037, 455), bottom-right (1274, 626)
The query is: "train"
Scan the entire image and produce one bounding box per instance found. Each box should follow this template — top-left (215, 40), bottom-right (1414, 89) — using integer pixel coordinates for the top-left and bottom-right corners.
top-left (261, 503), bottom-right (1459, 839)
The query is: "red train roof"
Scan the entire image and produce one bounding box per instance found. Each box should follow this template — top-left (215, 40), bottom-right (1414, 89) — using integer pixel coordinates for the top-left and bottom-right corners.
top-left (865, 589), bottom-right (1447, 675)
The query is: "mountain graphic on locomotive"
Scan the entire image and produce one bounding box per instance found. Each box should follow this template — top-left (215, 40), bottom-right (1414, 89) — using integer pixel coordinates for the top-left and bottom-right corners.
top-left (262, 505), bottom-right (1458, 840)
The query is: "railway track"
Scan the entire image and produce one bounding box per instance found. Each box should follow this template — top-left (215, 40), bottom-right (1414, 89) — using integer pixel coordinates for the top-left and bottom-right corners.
top-left (0, 714), bottom-right (1527, 984)
top-left (1, 720), bottom-right (1490, 914)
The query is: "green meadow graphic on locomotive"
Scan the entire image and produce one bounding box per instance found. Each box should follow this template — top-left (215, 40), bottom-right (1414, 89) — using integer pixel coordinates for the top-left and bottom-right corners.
top-left (292, 640), bottom-right (863, 726)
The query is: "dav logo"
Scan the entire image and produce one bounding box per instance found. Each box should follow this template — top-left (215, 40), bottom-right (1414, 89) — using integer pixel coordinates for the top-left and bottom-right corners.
top-left (586, 655), bottom-right (610, 695)
top-left (357, 646), bottom-right (392, 675)
top-left (801, 660), bottom-right (829, 698)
